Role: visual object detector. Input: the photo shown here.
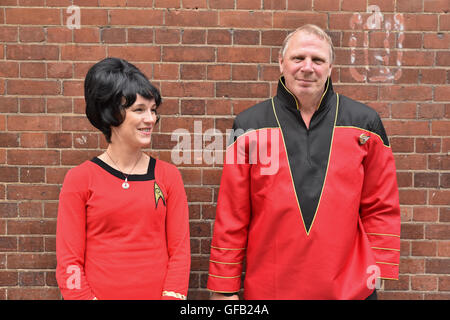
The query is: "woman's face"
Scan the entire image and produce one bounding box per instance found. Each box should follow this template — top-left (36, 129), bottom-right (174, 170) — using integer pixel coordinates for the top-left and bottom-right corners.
top-left (110, 94), bottom-right (158, 148)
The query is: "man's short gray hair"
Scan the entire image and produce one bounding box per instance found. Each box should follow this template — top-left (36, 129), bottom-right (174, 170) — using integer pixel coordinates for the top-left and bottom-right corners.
top-left (279, 24), bottom-right (335, 63)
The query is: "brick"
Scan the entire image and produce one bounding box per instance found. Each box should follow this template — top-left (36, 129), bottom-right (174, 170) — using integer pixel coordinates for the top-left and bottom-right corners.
top-left (412, 275), bottom-right (438, 291)
top-left (19, 27), bottom-right (45, 42)
top-left (61, 45), bottom-right (106, 61)
top-left (7, 115), bottom-right (61, 131)
top-left (424, 33), bottom-right (449, 49)
top-left (400, 257), bottom-right (425, 274)
top-left (182, 0), bottom-right (207, 9)
top-left (61, 150), bottom-right (101, 166)
top-left (426, 259), bottom-right (450, 274)
top-left (180, 99), bottom-right (205, 115)
top-left (435, 87), bottom-right (450, 102)
top-left (403, 14), bottom-right (438, 31)
top-left (155, 28), bottom-right (180, 44)
top-left (439, 276), bottom-right (450, 291)
top-left (441, 173), bottom-right (450, 188)
top-left (216, 82), bottom-right (269, 98)
top-left (18, 133), bottom-right (46, 150)
top-left (430, 190), bottom-right (450, 205)
top-left (424, 0), bottom-right (450, 12)
top-left (182, 29), bottom-right (206, 44)
top-left (418, 103), bottom-right (446, 119)
top-left (0, 203), bottom-right (17, 218)
top-left (7, 150), bottom-right (60, 166)
top-left (166, 10), bottom-right (218, 27)
top-left (394, 154), bottom-right (427, 170)
top-left (163, 46), bottom-right (214, 62)
top-left (19, 271), bottom-right (45, 286)
top-left (414, 172), bottom-right (439, 188)
top-left (18, 202), bottom-right (43, 218)
top-left (109, 9), bottom-right (163, 26)
top-left (0, 271), bottom-right (18, 286)
top-left (6, 8), bottom-right (60, 25)
top-left (185, 187), bottom-right (212, 202)
top-left (0, 237), bottom-right (17, 252)
top-left (426, 225), bottom-right (450, 240)
top-left (154, 0), bottom-right (180, 8)
top-left (207, 29), bottom-right (231, 45)
top-left (7, 287), bottom-right (61, 300)
top-left (47, 63), bottom-right (73, 79)
top-left (438, 242), bottom-right (450, 257)
top-left (314, 0), bottom-right (340, 11)
top-left (218, 47), bottom-right (270, 63)
top-left (7, 185), bottom-right (61, 201)
top-left (7, 220), bottom-right (56, 235)
top-left (220, 11), bottom-right (271, 28)
top-left (380, 85), bottom-right (432, 101)
top-left (108, 46), bottom-right (161, 62)
top-left (161, 81), bottom-right (214, 98)
top-left (273, 12), bottom-right (327, 29)
top-left (7, 44), bottom-right (59, 60)
top-left (416, 138), bottom-right (441, 153)
top-left (127, 28), bottom-right (153, 43)
top-left (412, 241), bottom-right (437, 256)
top-left (428, 154), bottom-right (450, 170)
top-left (0, 133), bottom-right (19, 148)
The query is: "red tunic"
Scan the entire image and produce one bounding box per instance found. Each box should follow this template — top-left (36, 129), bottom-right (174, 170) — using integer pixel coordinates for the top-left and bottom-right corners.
top-left (56, 157), bottom-right (190, 300)
top-left (207, 77), bottom-right (400, 299)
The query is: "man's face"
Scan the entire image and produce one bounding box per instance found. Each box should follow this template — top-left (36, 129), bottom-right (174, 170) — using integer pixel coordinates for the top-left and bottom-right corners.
top-left (279, 31), bottom-right (333, 102)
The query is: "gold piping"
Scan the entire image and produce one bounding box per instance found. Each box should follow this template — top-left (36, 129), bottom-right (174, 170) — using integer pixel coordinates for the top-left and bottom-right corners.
top-left (367, 232), bottom-right (400, 238)
top-left (376, 261), bottom-right (399, 266)
top-left (210, 259), bottom-right (243, 265)
top-left (271, 92), bottom-right (339, 236)
top-left (162, 291), bottom-right (186, 300)
top-left (211, 245), bottom-right (246, 251)
top-left (208, 274), bottom-right (241, 279)
top-left (371, 247), bottom-right (400, 252)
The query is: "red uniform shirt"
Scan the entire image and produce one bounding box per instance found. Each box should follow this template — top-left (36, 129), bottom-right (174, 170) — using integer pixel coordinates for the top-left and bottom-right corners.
top-left (56, 157), bottom-right (190, 300)
top-left (207, 77), bottom-right (400, 299)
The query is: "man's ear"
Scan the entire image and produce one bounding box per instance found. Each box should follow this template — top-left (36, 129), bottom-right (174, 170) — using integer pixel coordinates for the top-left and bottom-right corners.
top-left (278, 54), bottom-right (284, 74)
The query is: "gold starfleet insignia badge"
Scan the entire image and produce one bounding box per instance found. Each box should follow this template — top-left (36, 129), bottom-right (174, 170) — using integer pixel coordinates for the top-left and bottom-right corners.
top-left (359, 133), bottom-right (370, 145)
top-left (154, 182), bottom-right (166, 209)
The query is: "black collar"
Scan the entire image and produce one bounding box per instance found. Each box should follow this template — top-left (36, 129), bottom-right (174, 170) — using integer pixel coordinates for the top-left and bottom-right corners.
top-left (276, 76), bottom-right (335, 115)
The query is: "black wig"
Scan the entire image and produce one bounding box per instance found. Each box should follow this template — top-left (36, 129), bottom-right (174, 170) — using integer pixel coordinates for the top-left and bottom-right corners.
top-left (84, 57), bottom-right (161, 143)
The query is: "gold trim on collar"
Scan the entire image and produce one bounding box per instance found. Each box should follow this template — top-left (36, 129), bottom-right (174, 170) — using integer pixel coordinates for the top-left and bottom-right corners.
top-left (279, 76), bottom-right (330, 111)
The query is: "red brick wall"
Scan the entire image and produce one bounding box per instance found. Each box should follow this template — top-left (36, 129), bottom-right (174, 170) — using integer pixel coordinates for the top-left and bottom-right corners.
top-left (0, 0), bottom-right (448, 300)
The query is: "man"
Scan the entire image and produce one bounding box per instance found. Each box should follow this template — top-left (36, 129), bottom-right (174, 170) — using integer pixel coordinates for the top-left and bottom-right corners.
top-left (207, 25), bottom-right (400, 300)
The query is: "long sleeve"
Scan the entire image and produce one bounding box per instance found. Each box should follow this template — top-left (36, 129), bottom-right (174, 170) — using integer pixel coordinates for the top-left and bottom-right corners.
top-left (161, 166), bottom-right (191, 300)
top-left (207, 119), bottom-right (251, 293)
top-left (360, 116), bottom-right (401, 280)
top-left (56, 167), bottom-right (96, 300)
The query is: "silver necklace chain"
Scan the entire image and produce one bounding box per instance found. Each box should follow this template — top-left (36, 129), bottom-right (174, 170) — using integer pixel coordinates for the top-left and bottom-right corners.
top-left (105, 151), bottom-right (143, 190)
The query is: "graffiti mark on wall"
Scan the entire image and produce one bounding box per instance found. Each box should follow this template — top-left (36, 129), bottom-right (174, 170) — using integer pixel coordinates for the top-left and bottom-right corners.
top-left (349, 5), bottom-right (405, 82)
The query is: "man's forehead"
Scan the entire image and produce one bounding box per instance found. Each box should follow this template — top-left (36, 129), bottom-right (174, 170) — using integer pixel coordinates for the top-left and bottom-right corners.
top-left (284, 31), bottom-right (332, 58)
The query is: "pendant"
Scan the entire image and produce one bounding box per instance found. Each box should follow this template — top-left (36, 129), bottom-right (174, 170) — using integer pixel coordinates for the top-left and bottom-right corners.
top-left (122, 179), bottom-right (130, 189)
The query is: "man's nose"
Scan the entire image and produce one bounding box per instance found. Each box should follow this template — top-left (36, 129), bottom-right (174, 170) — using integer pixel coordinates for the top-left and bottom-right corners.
top-left (301, 58), bottom-right (314, 72)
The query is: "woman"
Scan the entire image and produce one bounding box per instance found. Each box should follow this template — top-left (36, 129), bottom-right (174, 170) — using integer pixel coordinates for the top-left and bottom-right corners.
top-left (56, 57), bottom-right (190, 300)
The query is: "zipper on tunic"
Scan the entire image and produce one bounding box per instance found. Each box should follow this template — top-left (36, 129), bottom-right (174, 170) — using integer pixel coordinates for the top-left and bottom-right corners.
top-left (306, 128), bottom-right (312, 166)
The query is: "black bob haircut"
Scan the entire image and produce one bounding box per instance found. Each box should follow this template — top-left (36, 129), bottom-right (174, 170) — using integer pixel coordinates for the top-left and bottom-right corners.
top-left (84, 57), bottom-right (162, 143)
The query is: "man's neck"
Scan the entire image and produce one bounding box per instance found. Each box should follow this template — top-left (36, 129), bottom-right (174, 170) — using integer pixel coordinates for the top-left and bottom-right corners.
top-left (297, 93), bottom-right (322, 129)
